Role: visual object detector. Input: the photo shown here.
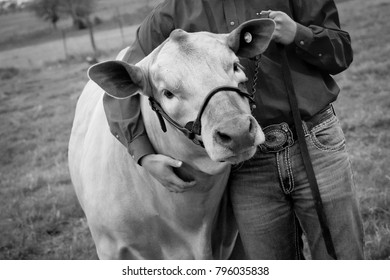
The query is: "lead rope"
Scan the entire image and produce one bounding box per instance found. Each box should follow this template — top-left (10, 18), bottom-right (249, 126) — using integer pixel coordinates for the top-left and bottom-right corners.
top-left (278, 45), bottom-right (337, 260)
top-left (251, 54), bottom-right (261, 98)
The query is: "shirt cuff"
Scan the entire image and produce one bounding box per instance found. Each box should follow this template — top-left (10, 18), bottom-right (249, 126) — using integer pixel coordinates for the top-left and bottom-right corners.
top-left (294, 23), bottom-right (314, 52)
top-left (128, 135), bottom-right (156, 165)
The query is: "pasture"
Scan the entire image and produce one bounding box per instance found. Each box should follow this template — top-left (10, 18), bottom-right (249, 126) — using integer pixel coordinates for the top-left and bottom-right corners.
top-left (0, 0), bottom-right (389, 259)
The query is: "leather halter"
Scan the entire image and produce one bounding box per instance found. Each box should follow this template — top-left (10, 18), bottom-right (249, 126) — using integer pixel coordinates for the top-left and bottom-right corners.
top-left (148, 86), bottom-right (255, 147)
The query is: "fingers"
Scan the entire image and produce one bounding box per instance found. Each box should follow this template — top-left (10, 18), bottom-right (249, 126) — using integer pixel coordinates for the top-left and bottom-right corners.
top-left (259, 10), bottom-right (271, 19)
top-left (261, 10), bottom-right (285, 21)
top-left (260, 10), bottom-right (296, 45)
top-left (141, 154), bottom-right (197, 193)
top-left (164, 156), bottom-right (183, 168)
top-left (165, 177), bottom-right (196, 193)
top-left (267, 10), bottom-right (276, 19)
top-left (156, 155), bottom-right (196, 192)
top-left (164, 162), bottom-right (197, 193)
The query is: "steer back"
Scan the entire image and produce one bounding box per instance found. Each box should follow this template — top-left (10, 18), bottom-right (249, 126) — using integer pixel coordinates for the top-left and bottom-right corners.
top-left (69, 19), bottom-right (275, 259)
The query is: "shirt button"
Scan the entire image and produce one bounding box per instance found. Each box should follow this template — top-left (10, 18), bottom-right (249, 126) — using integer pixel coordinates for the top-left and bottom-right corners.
top-left (299, 41), bottom-right (305, 46)
top-left (318, 53), bottom-right (323, 57)
top-left (230, 21), bottom-right (235, 26)
top-left (115, 134), bottom-right (119, 138)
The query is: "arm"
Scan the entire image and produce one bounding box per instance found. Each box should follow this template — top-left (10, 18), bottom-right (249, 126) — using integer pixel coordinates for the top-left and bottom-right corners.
top-left (103, 35), bottom-right (156, 164)
top-left (268, 0), bottom-right (353, 75)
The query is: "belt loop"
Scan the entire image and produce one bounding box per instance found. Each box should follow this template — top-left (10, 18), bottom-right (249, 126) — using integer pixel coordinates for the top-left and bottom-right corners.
top-left (330, 104), bottom-right (336, 116)
top-left (302, 121), bottom-right (310, 136)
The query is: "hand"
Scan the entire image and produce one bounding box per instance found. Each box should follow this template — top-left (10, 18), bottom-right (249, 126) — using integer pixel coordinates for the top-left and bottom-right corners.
top-left (140, 154), bottom-right (196, 193)
top-left (261, 10), bottom-right (297, 45)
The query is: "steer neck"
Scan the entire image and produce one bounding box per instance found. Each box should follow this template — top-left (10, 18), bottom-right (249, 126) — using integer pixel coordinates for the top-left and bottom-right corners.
top-left (139, 96), bottom-right (234, 259)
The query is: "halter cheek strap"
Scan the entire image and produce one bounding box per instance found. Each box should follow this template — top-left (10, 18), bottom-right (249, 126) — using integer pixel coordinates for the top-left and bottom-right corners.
top-left (148, 86), bottom-right (255, 147)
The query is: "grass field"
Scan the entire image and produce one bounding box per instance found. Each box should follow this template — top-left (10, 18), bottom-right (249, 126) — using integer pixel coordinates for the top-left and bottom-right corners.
top-left (0, 0), bottom-right (162, 51)
top-left (0, 0), bottom-right (389, 260)
top-left (0, 0), bottom-right (163, 68)
top-left (334, 0), bottom-right (390, 260)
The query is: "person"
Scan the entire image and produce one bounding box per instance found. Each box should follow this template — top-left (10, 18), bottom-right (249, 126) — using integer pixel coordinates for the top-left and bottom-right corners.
top-left (102, 0), bottom-right (364, 259)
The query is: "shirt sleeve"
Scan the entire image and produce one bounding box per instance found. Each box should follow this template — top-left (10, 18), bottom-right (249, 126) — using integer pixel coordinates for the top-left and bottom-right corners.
top-left (102, 1), bottom-right (175, 164)
top-left (292, 0), bottom-right (353, 75)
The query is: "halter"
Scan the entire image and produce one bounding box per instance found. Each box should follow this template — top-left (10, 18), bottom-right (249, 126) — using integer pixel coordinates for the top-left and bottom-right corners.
top-left (148, 86), bottom-right (255, 147)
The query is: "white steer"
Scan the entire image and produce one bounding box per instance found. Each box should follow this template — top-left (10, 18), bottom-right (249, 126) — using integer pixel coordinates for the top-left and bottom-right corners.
top-left (68, 19), bottom-right (275, 259)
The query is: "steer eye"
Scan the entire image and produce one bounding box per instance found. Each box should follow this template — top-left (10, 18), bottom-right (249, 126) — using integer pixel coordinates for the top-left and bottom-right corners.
top-left (163, 90), bottom-right (175, 99)
top-left (233, 62), bottom-right (245, 72)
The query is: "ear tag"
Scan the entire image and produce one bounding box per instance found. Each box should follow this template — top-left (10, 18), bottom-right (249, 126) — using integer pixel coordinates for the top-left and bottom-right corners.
top-left (244, 32), bottom-right (253, 43)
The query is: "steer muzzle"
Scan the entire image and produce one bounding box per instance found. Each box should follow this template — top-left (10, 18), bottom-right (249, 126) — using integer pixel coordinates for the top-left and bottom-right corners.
top-left (209, 114), bottom-right (265, 163)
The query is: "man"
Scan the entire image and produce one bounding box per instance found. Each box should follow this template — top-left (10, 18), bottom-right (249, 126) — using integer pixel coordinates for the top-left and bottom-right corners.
top-left (102, 0), bottom-right (364, 259)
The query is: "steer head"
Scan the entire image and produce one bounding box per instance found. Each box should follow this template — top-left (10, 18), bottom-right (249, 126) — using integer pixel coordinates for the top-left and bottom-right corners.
top-left (89, 19), bottom-right (275, 164)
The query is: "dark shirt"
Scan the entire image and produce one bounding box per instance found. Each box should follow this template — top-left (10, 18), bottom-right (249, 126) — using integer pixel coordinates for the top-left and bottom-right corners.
top-left (103, 0), bottom-right (353, 163)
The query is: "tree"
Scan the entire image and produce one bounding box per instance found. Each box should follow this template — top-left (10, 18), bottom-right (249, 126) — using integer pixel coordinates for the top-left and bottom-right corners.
top-left (31, 0), bottom-right (98, 57)
top-left (30, 0), bottom-right (62, 30)
top-left (61, 0), bottom-right (95, 30)
top-left (31, 0), bottom-right (95, 30)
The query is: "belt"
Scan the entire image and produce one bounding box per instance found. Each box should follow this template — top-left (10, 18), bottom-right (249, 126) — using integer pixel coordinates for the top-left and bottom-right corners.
top-left (259, 105), bottom-right (335, 153)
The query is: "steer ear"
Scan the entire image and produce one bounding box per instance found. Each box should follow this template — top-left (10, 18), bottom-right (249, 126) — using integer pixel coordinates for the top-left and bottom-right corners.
top-left (227, 18), bottom-right (275, 58)
top-left (88, 60), bottom-right (147, 99)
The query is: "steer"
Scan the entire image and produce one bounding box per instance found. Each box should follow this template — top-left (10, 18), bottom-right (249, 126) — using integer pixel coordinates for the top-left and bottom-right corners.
top-left (68, 19), bottom-right (275, 259)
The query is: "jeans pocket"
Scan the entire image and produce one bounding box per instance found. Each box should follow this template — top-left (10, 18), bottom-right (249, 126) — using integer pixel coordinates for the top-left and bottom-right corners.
top-left (309, 116), bottom-right (346, 152)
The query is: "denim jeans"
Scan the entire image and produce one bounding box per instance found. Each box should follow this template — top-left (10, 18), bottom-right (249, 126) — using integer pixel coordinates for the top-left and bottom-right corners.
top-left (229, 114), bottom-right (364, 259)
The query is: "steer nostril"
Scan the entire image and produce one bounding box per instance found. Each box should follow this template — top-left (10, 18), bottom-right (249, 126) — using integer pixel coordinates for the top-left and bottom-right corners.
top-left (249, 117), bottom-right (253, 133)
top-left (216, 131), bottom-right (232, 144)
top-left (248, 117), bottom-right (257, 135)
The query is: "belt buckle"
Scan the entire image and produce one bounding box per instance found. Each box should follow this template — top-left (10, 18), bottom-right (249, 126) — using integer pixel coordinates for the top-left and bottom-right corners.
top-left (259, 122), bottom-right (294, 153)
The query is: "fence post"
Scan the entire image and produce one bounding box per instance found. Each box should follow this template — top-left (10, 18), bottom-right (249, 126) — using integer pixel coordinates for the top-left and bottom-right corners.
top-left (87, 18), bottom-right (98, 57)
top-left (116, 7), bottom-right (125, 46)
top-left (61, 29), bottom-right (69, 60)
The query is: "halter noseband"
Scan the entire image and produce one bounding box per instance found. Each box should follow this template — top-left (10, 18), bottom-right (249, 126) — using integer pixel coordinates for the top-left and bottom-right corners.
top-left (148, 86), bottom-right (255, 147)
